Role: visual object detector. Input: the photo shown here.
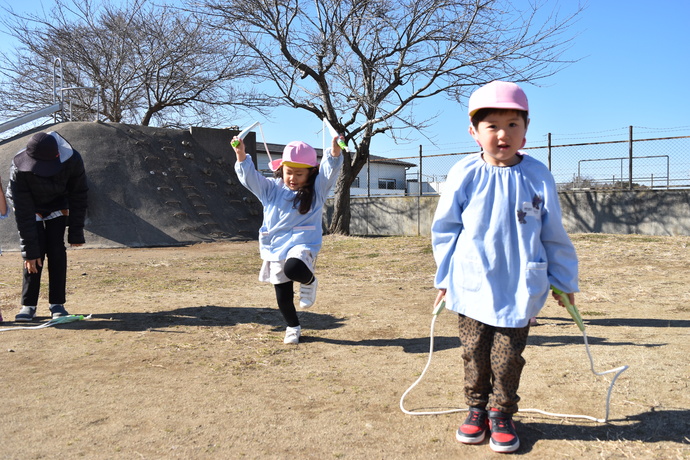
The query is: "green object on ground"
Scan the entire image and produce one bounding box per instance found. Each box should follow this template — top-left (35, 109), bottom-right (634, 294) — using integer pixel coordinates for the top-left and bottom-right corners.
top-left (50, 314), bottom-right (85, 325)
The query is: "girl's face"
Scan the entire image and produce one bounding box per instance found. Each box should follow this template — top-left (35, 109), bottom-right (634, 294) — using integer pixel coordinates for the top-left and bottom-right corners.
top-left (282, 165), bottom-right (312, 190)
top-left (470, 111), bottom-right (528, 167)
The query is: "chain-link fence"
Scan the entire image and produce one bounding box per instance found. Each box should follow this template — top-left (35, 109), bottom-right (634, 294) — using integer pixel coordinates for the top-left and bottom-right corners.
top-left (359, 128), bottom-right (690, 196)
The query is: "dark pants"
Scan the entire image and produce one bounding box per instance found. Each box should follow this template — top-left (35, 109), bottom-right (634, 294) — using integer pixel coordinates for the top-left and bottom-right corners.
top-left (273, 258), bottom-right (314, 327)
top-left (458, 314), bottom-right (530, 414)
top-left (21, 216), bottom-right (68, 306)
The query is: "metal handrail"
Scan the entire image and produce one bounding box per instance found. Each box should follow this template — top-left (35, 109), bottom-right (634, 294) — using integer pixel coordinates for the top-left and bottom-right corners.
top-left (0, 57), bottom-right (99, 136)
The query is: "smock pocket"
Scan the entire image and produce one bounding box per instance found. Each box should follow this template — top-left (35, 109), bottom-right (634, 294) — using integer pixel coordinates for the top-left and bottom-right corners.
top-left (457, 256), bottom-right (483, 292)
top-left (525, 261), bottom-right (548, 295)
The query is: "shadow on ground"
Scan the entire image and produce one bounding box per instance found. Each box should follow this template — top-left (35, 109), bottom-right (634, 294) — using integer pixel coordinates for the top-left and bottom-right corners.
top-left (517, 408), bottom-right (690, 453)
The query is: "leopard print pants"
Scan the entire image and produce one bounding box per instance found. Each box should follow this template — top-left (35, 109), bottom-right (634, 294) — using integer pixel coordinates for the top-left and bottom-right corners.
top-left (457, 314), bottom-right (530, 414)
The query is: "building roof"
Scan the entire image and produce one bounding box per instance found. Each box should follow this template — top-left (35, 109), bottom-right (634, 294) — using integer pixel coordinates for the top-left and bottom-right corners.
top-left (256, 143), bottom-right (416, 168)
top-left (369, 155), bottom-right (416, 168)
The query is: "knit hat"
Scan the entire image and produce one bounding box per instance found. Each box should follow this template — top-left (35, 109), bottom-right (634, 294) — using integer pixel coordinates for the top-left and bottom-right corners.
top-left (269, 141), bottom-right (318, 171)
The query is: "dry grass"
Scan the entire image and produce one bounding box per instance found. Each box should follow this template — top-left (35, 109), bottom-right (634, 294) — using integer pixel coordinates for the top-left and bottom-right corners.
top-left (0, 234), bottom-right (688, 459)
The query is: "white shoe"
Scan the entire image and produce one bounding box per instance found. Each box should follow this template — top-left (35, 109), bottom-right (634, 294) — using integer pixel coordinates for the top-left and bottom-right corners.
top-left (284, 325), bottom-right (301, 344)
top-left (299, 277), bottom-right (318, 308)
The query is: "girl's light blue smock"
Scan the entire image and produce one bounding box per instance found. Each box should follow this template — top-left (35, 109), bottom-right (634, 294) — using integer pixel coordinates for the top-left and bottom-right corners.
top-left (235, 151), bottom-right (343, 262)
top-left (431, 153), bottom-right (578, 328)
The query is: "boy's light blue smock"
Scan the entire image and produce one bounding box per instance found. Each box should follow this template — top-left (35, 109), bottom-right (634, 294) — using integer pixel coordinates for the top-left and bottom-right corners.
top-left (431, 153), bottom-right (578, 328)
top-left (235, 151), bottom-right (343, 262)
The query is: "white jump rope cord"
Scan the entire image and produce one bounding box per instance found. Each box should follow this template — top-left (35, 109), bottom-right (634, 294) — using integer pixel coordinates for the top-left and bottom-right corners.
top-left (400, 309), bottom-right (629, 423)
top-left (256, 123), bottom-right (274, 167)
top-left (238, 119), bottom-right (347, 168)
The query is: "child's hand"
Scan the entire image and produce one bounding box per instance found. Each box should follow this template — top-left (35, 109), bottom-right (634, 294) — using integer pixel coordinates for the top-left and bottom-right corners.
top-left (434, 289), bottom-right (446, 308)
top-left (231, 136), bottom-right (244, 152)
top-left (231, 136), bottom-right (246, 162)
top-left (551, 290), bottom-right (575, 308)
top-left (331, 135), bottom-right (343, 156)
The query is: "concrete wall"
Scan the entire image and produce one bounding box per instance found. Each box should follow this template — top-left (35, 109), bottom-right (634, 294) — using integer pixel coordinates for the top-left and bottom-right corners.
top-left (559, 190), bottom-right (690, 236)
top-left (326, 190), bottom-right (690, 237)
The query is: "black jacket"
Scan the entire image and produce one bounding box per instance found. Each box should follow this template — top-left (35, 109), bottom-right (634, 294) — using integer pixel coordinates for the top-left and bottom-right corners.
top-left (7, 151), bottom-right (89, 260)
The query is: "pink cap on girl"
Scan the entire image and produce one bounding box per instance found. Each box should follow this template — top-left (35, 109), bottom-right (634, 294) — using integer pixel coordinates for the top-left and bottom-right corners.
top-left (270, 141), bottom-right (318, 171)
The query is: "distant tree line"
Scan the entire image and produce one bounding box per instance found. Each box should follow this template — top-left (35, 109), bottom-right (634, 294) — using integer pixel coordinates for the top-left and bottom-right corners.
top-left (0, 0), bottom-right (271, 128)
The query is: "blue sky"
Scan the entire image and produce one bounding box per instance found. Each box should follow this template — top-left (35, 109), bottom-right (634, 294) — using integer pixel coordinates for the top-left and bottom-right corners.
top-left (260, 1), bottom-right (690, 157)
top-left (2, 0), bottom-right (689, 158)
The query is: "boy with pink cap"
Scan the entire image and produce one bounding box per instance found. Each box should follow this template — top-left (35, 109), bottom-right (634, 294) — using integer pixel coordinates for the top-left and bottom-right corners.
top-left (431, 81), bottom-right (578, 453)
top-left (232, 135), bottom-right (343, 344)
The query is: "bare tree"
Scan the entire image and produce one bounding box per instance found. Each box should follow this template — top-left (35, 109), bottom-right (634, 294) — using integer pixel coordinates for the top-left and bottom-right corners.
top-left (0, 0), bottom-right (268, 127)
top-left (203, 0), bottom-right (583, 234)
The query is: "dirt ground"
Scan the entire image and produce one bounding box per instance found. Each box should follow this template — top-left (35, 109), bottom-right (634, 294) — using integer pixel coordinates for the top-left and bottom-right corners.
top-left (0, 234), bottom-right (688, 459)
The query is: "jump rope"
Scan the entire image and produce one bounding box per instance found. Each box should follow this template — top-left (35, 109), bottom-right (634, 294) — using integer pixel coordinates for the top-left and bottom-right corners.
top-left (231, 118), bottom-right (349, 169)
top-left (400, 287), bottom-right (629, 423)
top-left (0, 314), bottom-right (91, 332)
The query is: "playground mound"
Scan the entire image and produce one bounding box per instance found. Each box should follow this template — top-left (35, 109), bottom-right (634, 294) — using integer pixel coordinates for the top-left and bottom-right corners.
top-left (0, 121), bottom-right (262, 250)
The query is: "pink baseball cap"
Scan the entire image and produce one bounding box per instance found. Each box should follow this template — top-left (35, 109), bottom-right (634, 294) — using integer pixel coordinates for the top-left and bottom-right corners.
top-left (269, 141), bottom-right (318, 171)
top-left (468, 81), bottom-right (529, 117)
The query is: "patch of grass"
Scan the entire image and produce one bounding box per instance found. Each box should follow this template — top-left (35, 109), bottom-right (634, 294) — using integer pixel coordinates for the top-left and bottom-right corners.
top-left (419, 245), bottom-right (433, 255)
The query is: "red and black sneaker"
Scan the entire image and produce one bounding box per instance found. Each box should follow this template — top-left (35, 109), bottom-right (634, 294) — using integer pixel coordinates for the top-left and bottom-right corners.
top-left (488, 408), bottom-right (520, 453)
top-left (455, 407), bottom-right (489, 444)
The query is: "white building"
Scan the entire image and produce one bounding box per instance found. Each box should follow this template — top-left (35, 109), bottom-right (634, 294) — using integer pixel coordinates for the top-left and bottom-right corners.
top-left (251, 142), bottom-right (420, 196)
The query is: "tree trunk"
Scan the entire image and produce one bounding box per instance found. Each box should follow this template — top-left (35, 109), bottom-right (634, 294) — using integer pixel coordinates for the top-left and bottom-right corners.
top-left (328, 140), bottom-right (370, 235)
top-left (329, 177), bottom-right (351, 235)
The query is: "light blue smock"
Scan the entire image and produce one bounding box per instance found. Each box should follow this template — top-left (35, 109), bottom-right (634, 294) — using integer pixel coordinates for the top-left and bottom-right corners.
top-left (235, 151), bottom-right (343, 262)
top-left (431, 152), bottom-right (578, 327)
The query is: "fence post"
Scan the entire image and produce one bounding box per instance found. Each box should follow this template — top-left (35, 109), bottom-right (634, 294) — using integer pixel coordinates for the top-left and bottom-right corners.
top-left (418, 145), bottom-right (423, 197)
top-left (418, 145), bottom-right (422, 236)
top-left (628, 126), bottom-right (633, 190)
top-left (367, 155), bottom-right (371, 197)
top-left (547, 133), bottom-right (552, 171)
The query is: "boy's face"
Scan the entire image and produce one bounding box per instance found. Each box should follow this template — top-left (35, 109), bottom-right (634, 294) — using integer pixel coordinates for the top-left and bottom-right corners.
top-left (469, 110), bottom-right (528, 167)
top-left (282, 165), bottom-right (311, 190)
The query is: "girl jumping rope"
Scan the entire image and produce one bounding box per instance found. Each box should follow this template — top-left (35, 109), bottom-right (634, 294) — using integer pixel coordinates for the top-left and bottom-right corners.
top-left (231, 134), bottom-right (343, 344)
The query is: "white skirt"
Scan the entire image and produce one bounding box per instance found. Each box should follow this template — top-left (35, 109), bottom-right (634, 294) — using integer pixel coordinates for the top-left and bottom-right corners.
top-left (258, 246), bottom-right (316, 284)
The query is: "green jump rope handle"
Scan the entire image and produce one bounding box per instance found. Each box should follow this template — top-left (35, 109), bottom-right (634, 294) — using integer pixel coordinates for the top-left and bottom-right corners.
top-left (551, 285), bottom-right (585, 332)
top-left (433, 298), bottom-right (446, 316)
top-left (231, 139), bottom-right (240, 148)
top-left (337, 139), bottom-right (348, 151)
top-left (50, 314), bottom-right (85, 325)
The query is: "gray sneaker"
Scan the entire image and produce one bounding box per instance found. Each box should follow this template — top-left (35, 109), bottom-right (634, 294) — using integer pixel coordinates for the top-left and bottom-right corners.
top-left (15, 306), bottom-right (37, 322)
top-left (49, 304), bottom-right (69, 319)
